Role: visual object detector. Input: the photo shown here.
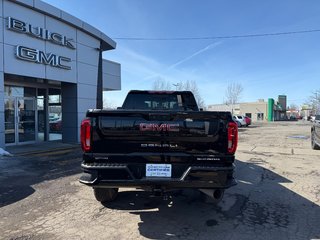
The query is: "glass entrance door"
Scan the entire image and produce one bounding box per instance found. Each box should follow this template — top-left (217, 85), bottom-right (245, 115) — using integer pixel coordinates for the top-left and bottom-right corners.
top-left (4, 97), bottom-right (36, 145)
top-left (17, 97), bottom-right (36, 143)
top-left (4, 98), bottom-right (16, 144)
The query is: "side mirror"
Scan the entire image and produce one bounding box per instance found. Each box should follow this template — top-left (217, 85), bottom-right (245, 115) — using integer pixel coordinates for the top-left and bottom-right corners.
top-left (200, 108), bottom-right (203, 111)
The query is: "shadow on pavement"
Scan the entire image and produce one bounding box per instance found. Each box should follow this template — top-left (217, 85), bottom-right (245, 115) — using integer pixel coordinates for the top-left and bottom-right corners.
top-left (0, 149), bottom-right (82, 208)
top-left (103, 160), bottom-right (320, 240)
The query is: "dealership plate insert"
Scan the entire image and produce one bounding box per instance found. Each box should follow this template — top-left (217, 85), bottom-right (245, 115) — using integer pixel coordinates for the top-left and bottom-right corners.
top-left (146, 164), bottom-right (172, 177)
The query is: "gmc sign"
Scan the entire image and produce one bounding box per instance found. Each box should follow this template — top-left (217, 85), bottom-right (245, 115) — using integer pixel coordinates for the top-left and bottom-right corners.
top-left (140, 123), bottom-right (179, 132)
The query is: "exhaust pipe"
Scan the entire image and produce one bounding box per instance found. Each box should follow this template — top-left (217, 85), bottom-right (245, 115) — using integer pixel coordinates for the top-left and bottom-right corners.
top-left (199, 189), bottom-right (224, 204)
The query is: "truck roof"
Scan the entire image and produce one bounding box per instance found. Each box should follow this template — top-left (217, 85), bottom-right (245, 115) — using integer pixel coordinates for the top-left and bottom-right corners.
top-left (128, 90), bottom-right (194, 94)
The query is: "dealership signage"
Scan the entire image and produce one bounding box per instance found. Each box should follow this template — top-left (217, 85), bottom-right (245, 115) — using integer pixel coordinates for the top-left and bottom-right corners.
top-left (6, 17), bottom-right (73, 69)
top-left (16, 46), bottom-right (71, 70)
top-left (7, 17), bottom-right (76, 49)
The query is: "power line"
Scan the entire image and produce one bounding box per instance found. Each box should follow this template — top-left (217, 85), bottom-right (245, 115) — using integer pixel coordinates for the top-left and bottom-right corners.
top-left (113, 29), bottom-right (320, 41)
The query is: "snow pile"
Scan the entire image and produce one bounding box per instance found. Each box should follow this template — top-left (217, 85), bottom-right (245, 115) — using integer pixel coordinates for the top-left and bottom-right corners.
top-left (0, 148), bottom-right (12, 156)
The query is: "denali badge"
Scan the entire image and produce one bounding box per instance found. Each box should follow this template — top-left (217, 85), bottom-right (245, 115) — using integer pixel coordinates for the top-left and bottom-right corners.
top-left (140, 123), bottom-right (179, 132)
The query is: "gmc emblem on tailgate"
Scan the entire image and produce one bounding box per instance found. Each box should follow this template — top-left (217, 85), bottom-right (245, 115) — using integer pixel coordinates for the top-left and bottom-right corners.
top-left (140, 123), bottom-right (179, 132)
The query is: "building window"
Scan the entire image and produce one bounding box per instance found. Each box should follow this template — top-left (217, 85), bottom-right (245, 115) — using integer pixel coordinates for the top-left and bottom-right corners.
top-left (257, 113), bottom-right (264, 121)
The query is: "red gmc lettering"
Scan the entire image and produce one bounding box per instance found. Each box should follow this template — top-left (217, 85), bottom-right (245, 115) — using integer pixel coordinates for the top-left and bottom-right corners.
top-left (140, 123), bottom-right (179, 132)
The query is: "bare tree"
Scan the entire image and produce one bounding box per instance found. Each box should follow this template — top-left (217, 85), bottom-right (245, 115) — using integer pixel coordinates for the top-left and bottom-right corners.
top-left (288, 103), bottom-right (299, 111)
top-left (181, 80), bottom-right (205, 109)
top-left (103, 96), bottom-right (117, 109)
top-left (152, 77), bottom-right (172, 91)
top-left (152, 79), bottom-right (206, 109)
top-left (224, 82), bottom-right (243, 114)
top-left (308, 89), bottom-right (320, 114)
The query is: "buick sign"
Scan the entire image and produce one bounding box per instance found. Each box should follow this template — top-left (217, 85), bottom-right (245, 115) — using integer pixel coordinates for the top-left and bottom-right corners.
top-left (7, 17), bottom-right (76, 49)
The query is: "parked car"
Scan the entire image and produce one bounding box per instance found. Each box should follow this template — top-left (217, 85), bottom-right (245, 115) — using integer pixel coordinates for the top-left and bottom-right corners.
top-left (233, 119), bottom-right (241, 127)
top-left (233, 115), bottom-right (247, 127)
top-left (244, 116), bottom-right (251, 126)
top-left (49, 118), bottom-right (62, 132)
top-left (311, 115), bottom-right (320, 150)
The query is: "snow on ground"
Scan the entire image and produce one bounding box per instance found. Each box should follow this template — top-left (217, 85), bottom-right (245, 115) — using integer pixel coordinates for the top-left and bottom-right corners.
top-left (0, 148), bottom-right (12, 156)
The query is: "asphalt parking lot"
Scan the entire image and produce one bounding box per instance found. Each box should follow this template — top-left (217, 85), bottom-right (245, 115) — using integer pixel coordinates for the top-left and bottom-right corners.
top-left (0, 121), bottom-right (319, 240)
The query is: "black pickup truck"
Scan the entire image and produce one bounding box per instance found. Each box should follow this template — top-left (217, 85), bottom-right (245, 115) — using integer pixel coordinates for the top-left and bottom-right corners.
top-left (80, 90), bottom-right (238, 203)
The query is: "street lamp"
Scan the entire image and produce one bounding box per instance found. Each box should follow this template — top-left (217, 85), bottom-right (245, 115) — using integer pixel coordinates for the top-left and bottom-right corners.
top-left (173, 83), bottom-right (179, 90)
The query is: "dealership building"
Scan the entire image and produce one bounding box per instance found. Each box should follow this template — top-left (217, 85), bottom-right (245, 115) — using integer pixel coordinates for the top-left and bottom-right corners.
top-left (0, 0), bottom-right (121, 148)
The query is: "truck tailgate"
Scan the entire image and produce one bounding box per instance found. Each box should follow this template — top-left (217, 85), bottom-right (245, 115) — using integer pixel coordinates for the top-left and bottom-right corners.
top-left (87, 110), bottom-right (231, 156)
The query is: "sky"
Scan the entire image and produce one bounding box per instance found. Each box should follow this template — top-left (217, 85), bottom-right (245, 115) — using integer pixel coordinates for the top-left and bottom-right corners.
top-left (43, 0), bottom-right (320, 108)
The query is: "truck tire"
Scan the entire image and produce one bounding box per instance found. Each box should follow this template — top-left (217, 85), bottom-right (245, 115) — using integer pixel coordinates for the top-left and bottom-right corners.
top-left (93, 188), bottom-right (119, 202)
top-left (311, 131), bottom-right (320, 150)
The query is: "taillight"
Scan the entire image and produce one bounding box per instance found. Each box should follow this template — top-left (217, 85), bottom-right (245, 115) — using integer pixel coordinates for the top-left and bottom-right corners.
top-left (81, 118), bottom-right (91, 152)
top-left (227, 122), bottom-right (238, 154)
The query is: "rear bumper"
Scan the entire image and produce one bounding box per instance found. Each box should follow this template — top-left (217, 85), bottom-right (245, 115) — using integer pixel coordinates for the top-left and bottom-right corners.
top-left (80, 162), bottom-right (236, 190)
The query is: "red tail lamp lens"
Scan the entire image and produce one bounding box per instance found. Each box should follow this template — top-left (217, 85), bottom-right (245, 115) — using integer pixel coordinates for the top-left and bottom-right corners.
top-left (81, 119), bottom-right (91, 152)
top-left (228, 122), bottom-right (238, 154)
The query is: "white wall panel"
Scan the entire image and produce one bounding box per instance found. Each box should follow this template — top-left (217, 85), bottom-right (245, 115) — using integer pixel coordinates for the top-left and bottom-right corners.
top-left (77, 43), bottom-right (99, 66)
top-left (3, 44), bottom-right (46, 78)
top-left (102, 59), bottom-right (121, 76)
top-left (3, 1), bottom-right (46, 48)
top-left (0, 43), bottom-right (3, 72)
top-left (14, 0), bottom-right (33, 8)
top-left (77, 83), bottom-right (97, 99)
top-left (102, 59), bottom-right (121, 90)
top-left (77, 62), bottom-right (98, 84)
top-left (103, 74), bottom-right (121, 90)
top-left (0, 17), bottom-right (3, 43)
top-left (77, 98), bottom-right (96, 113)
top-left (0, 0), bottom-right (3, 17)
top-left (61, 11), bottom-right (82, 29)
top-left (77, 30), bottom-right (99, 49)
top-left (34, 0), bottom-right (61, 18)
top-left (45, 16), bottom-right (77, 65)
top-left (45, 15), bottom-right (77, 45)
top-left (45, 61), bottom-right (76, 83)
top-left (45, 41), bottom-right (76, 62)
top-left (82, 22), bottom-right (101, 40)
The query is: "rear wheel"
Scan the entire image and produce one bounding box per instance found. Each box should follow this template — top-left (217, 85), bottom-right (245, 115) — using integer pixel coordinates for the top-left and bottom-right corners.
top-left (311, 131), bottom-right (320, 150)
top-left (93, 188), bottom-right (119, 202)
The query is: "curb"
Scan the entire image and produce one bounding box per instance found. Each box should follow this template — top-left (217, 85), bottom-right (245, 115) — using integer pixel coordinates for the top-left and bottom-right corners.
top-left (13, 145), bottom-right (81, 157)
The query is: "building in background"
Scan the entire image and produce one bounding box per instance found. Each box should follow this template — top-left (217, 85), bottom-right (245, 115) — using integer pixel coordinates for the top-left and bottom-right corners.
top-left (207, 95), bottom-right (287, 122)
top-left (0, 0), bottom-right (121, 148)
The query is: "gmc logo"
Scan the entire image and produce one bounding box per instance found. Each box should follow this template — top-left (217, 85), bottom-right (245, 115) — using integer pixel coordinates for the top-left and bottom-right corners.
top-left (140, 123), bottom-right (179, 132)
top-left (16, 45), bottom-right (71, 70)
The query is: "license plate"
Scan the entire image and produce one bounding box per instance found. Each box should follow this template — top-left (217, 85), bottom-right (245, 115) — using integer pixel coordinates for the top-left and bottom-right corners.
top-left (146, 164), bottom-right (172, 177)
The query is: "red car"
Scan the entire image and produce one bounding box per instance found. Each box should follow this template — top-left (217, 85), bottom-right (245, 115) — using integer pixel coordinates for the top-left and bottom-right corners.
top-left (49, 119), bottom-right (62, 132)
top-left (244, 116), bottom-right (251, 126)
